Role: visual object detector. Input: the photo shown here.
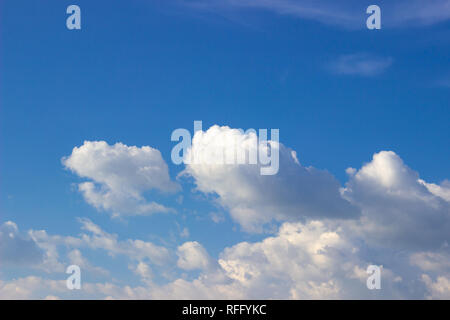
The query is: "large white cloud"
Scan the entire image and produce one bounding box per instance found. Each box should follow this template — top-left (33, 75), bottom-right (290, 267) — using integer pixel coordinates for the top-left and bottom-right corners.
top-left (73, 221), bottom-right (407, 299)
top-left (2, 139), bottom-right (450, 299)
top-left (215, 221), bottom-right (367, 299)
top-left (183, 125), bottom-right (359, 232)
top-left (342, 151), bottom-right (450, 250)
top-left (0, 276), bottom-right (66, 300)
top-left (421, 274), bottom-right (450, 299)
top-left (29, 218), bottom-right (172, 268)
top-left (2, 217), bottom-right (449, 299)
top-left (63, 141), bottom-right (180, 217)
top-left (328, 53), bottom-right (393, 77)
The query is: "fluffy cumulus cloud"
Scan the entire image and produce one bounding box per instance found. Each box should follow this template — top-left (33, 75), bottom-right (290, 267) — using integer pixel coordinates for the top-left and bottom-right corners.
top-left (183, 125), bottom-right (358, 232)
top-left (29, 218), bottom-right (172, 268)
top-left (215, 221), bottom-right (367, 299)
top-left (177, 241), bottom-right (212, 271)
top-left (172, 145), bottom-right (448, 299)
top-left (38, 221), bottom-right (407, 299)
top-left (421, 274), bottom-right (450, 299)
top-left (181, 0), bottom-right (450, 28)
top-left (1, 217), bottom-right (449, 299)
top-left (62, 141), bottom-right (179, 218)
top-left (410, 252), bottom-right (450, 273)
top-left (342, 151), bottom-right (450, 250)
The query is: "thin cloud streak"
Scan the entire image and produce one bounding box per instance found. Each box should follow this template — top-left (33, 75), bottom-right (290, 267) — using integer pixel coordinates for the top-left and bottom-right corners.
top-left (180, 0), bottom-right (450, 28)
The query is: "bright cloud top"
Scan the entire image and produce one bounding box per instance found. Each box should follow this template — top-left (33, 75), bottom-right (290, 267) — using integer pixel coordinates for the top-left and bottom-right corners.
top-left (0, 222), bottom-right (43, 267)
top-left (182, 0), bottom-right (450, 28)
top-left (62, 141), bottom-right (180, 218)
top-left (342, 151), bottom-right (450, 250)
top-left (329, 53), bottom-right (393, 77)
top-left (177, 241), bottom-right (212, 271)
top-left (183, 125), bottom-right (359, 232)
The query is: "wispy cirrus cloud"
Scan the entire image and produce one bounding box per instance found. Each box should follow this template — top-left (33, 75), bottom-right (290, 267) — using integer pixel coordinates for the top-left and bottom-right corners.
top-left (328, 53), bottom-right (393, 77)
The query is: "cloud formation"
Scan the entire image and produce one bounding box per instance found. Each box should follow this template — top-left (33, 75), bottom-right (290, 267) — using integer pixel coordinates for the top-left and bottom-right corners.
top-left (30, 218), bottom-right (172, 268)
top-left (63, 141), bottom-right (179, 218)
top-left (2, 212), bottom-right (449, 299)
top-left (2, 132), bottom-right (449, 300)
top-left (342, 151), bottom-right (450, 250)
top-left (0, 222), bottom-right (43, 267)
top-left (181, 0), bottom-right (450, 28)
top-left (177, 241), bottom-right (212, 271)
top-left (183, 125), bottom-right (359, 232)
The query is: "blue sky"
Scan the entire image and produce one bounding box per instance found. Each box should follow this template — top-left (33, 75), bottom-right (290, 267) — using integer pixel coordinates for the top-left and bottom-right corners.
top-left (0, 0), bottom-right (449, 299)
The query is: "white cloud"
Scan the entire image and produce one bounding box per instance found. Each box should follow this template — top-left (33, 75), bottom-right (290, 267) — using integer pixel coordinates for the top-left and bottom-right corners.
top-left (28, 218), bottom-right (172, 272)
top-left (210, 212), bottom-right (225, 224)
top-left (183, 125), bottom-right (358, 232)
top-left (177, 241), bottom-right (212, 271)
top-left (80, 220), bottom-right (405, 299)
top-left (2, 141), bottom-right (450, 300)
top-left (388, 0), bottom-right (450, 27)
top-left (0, 222), bottom-right (44, 267)
top-left (83, 217), bottom-right (170, 264)
top-left (217, 221), bottom-right (358, 299)
top-left (421, 274), bottom-right (450, 299)
top-left (130, 261), bottom-right (153, 283)
top-left (437, 76), bottom-right (450, 88)
top-left (2, 217), bottom-right (449, 299)
top-left (342, 151), bottom-right (450, 250)
top-left (411, 252), bottom-right (450, 272)
top-left (419, 179), bottom-right (450, 202)
top-left (329, 53), bottom-right (393, 77)
top-left (0, 277), bottom-right (65, 300)
top-left (179, 227), bottom-right (190, 238)
top-left (63, 141), bottom-right (179, 218)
